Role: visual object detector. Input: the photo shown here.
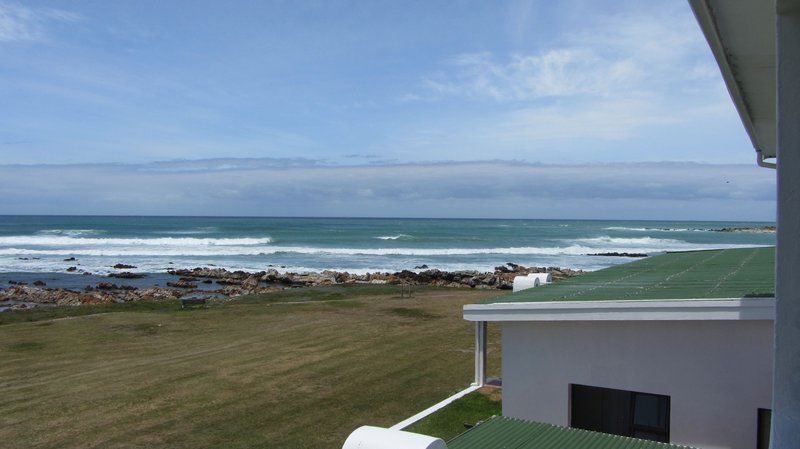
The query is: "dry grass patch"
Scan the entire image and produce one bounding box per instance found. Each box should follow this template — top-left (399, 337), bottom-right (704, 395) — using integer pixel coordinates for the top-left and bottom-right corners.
top-left (0, 285), bottom-right (500, 449)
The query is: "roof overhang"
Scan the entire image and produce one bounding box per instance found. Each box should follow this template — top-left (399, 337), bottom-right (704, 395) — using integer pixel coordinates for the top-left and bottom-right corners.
top-left (689, 0), bottom-right (777, 163)
top-left (463, 298), bottom-right (776, 322)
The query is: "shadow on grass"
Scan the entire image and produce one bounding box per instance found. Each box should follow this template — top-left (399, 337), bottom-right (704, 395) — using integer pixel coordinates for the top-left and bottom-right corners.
top-left (234, 284), bottom-right (419, 304)
top-left (390, 307), bottom-right (440, 319)
top-left (0, 301), bottom-right (182, 326)
top-left (6, 341), bottom-right (46, 352)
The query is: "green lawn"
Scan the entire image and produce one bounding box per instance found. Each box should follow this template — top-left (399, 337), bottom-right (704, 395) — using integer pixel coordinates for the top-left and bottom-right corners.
top-left (404, 387), bottom-right (502, 441)
top-left (0, 285), bottom-right (500, 449)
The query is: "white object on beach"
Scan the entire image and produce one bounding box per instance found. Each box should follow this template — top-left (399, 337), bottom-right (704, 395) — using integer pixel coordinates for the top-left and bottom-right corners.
top-left (513, 275), bottom-right (540, 292)
top-left (342, 426), bottom-right (447, 449)
top-left (527, 272), bottom-right (552, 284)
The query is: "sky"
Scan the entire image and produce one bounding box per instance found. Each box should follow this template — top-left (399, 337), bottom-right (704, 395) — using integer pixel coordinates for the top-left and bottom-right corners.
top-left (0, 0), bottom-right (777, 220)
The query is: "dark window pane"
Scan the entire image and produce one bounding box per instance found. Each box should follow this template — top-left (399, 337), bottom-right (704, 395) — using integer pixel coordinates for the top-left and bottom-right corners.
top-left (634, 430), bottom-right (669, 443)
top-left (758, 409), bottom-right (772, 449)
top-left (634, 393), bottom-right (669, 429)
top-left (571, 384), bottom-right (670, 442)
top-left (602, 388), bottom-right (632, 436)
top-left (571, 385), bottom-right (604, 432)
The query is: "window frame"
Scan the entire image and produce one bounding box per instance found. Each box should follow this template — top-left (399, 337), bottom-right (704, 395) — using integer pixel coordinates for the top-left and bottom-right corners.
top-left (569, 383), bottom-right (671, 443)
top-left (757, 408), bottom-right (772, 449)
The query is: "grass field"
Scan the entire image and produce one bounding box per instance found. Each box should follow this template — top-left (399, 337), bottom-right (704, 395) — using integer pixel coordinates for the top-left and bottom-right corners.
top-left (0, 285), bottom-right (500, 449)
top-left (405, 387), bottom-right (502, 441)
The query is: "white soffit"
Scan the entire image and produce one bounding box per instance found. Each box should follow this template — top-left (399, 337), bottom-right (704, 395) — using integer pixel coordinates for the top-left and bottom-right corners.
top-left (689, 0), bottom-right (777, 159)
top-left (463, 298), bottom-right (776, 322)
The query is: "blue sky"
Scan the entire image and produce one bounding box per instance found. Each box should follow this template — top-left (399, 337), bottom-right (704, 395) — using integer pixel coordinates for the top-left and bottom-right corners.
top-left (0, 0), bottom-right (776, 219)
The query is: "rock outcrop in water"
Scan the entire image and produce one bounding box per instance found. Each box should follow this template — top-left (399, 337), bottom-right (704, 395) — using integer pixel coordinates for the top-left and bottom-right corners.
top-left (113, 263), bottom-right (137, 269)
top-left (588, 252), bottom-right (648, 258)
top-left (0, 263), bottom-right (583, 311)
top-left (167, 263), bottom-right (582, 290)
top-left (711, 226), bottom-right (775, 233)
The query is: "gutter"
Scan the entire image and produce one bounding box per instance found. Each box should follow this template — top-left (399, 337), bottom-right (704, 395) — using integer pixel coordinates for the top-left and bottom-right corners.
top-left (689, 0), bottom-right (777, 168)
top-left (463, 298), bottom-right (776, 322)
top-left (757, 150), bottom-right (778, 169)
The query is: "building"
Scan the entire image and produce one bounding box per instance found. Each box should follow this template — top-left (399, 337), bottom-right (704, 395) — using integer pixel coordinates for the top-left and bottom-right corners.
top-left (464, 247), bottom-right (775, 449)
top-left (342, 0), bottom-right (799, 447)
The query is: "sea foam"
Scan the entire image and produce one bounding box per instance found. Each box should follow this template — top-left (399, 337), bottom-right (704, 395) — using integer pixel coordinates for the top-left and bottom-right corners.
top-left (0, 236), bottom-right (273, 247)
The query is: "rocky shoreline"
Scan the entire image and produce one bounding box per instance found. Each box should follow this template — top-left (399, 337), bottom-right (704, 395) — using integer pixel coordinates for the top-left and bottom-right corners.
top-left (0, 264), bottom-right (583, 311)
top-left (711, 226), bottom-right (776, 233)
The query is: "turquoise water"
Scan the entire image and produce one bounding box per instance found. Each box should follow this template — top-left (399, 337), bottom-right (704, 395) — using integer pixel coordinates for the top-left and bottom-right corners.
top-left (0, 216), bottom-right (775, 274)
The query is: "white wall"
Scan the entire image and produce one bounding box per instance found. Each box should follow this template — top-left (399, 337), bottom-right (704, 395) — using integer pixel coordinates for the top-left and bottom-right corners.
top-left (774, 5), bottom-right (800, 448)
top-left (502, 320), bottom-right (773, 449)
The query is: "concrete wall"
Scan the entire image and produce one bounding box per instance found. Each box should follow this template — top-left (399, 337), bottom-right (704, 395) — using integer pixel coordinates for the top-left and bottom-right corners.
top-left (502, 320), bottom-right (773, 449)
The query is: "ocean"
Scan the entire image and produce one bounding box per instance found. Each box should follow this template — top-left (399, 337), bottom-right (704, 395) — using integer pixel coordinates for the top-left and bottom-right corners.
top-left (0, 216), bottom-right (775, 277)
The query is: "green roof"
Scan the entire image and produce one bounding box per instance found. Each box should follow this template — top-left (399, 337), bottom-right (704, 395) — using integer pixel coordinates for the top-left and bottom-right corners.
top-left (447, 416), bottom-right (693, 449)
top-left (486, 247), bottom-right (775, 304)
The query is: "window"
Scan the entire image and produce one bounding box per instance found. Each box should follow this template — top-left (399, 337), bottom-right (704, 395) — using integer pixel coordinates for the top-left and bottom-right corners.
top-left (571, 384), bottom-right (670, 443)
top-left (757, 408), bottom-right (771, 449)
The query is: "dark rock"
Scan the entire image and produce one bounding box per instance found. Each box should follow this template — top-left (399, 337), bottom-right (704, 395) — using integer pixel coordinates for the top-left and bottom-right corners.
top-left (113, 263), bottom-right (137, 269)
top-left (215, 278), bottom-right (243, 286)
top-left (66, 266), bottom-right (77, 272)
top-left (63, 257), bottom-right (76, 261)
top-left (33, 280), bottom-right (46, 287)
top-left (109, 272), bottom-right (146, 279)
top-left (167, 280), bottom-right (197, 289)
top-left (712, 226), bottom-right (776, 233)
top-left (589, 252), bottom-right (648, 258)
top-left (97, 282), bottom-right (119, 290)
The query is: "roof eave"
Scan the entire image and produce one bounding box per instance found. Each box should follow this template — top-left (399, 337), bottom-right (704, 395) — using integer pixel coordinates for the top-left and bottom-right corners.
top-left (463, 298), bottom-right (776, 322)
top-left (689, 0), bottom-right (765, 157)
top-left (688, 0), bottom-right (777, 161)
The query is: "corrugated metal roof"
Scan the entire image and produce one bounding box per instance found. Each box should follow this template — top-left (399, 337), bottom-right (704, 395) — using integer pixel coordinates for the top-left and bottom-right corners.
top-left (484, 247), bottom-right (774, 304)
top-left (447, 416), bottom-right (694, 449)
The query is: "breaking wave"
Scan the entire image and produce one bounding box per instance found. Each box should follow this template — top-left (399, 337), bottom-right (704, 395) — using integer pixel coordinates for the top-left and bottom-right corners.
top-left (374, 234), bottom-right (413, 240)
top-left (0, 243), bottom-right (758, 258)
top-left (162, 227), bottom-right (219, 235)
top-left (573, 236), bottom-right (684, 246)
top-left (0, 236), bottom-right (273, 247)
top-left (603, 226), bottom-right (706, 232)
top-left (36, 229), bottom-right (105, 236)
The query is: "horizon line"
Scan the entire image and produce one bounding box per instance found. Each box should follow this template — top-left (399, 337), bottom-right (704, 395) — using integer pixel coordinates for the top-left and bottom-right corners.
top-left (0, 214), bottom-right (776, 223)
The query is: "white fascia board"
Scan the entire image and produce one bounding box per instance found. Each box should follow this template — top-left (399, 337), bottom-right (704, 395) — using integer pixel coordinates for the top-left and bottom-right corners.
top-left (689, 0), bottom-right (761, 155)
top-left (463, 298), bottom-right (776, 322)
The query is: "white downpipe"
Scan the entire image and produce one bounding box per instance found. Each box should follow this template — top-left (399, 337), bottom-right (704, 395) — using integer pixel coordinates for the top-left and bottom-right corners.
top-left (390, 385), bottom-right (481, 431)
top-left (473, 321), bottom-right (487, 386)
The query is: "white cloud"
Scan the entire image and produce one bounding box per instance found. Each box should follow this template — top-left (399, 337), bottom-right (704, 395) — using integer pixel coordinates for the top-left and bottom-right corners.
top-left (0, 1), bottom-right (81, 42)
top-left (424, 48), bottom-right (638, 101)
top-left (400, 4), bottom-right (730, 150)
top-left (0, 159), bottom-right (775, 220)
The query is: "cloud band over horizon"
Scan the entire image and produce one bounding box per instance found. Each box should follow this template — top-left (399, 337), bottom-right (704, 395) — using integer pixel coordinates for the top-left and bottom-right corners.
top-left (0, 159), bottom-right (775, 221)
